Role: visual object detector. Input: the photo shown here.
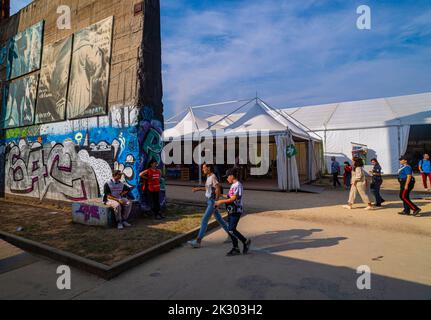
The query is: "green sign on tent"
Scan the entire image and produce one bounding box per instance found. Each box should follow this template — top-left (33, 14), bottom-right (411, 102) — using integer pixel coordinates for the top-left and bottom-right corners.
top-left (286, 144), bottom-right (297, 158)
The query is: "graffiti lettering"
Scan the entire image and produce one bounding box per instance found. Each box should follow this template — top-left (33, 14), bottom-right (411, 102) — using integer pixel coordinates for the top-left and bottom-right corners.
top-left (138, 106), bottom-right (165, 209)
top-left (2, 112), bottom-right (141, 203)
top-left (143, 128), bottom-right (163, 165)
top-left (76, 204), bottom-right (100, 222)
top-left (6, 140), bottom-right (98, 201)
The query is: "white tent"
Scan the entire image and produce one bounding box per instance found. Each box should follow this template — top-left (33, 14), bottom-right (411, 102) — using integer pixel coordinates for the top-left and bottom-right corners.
top-left (164, 98), bottom-right (324, 190)
top-left (163, 109), bottom-right (211, 141)
top-left (281, 92), bottom-right (431, 174)
top-left (222, 100), bottom-right (320, 142)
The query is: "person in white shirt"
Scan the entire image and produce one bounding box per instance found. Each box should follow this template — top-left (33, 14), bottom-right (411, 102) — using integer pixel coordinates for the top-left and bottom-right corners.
top-left (215, 168), bottom-right (251, 256)
top-left (343, 158), bottom-right (373, 210)
top-left (187, 163), bottom-right (230, 248)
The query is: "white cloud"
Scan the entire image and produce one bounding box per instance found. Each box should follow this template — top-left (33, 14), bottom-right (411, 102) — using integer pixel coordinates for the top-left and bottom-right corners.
top-left (161, 1), bottom-right (431, 116)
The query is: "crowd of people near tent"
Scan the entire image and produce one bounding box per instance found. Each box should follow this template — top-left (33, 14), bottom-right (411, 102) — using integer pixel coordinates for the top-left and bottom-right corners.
top-left (331, 153), bottom-right (429, 217)
top-left (99, 149), bottom-right (429, 258)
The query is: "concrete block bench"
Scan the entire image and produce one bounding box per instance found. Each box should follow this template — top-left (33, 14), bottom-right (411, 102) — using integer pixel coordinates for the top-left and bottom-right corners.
top-left (72, 201), bottom-right (116, 228)
top-left (72, 200), bottom-right (141, 228)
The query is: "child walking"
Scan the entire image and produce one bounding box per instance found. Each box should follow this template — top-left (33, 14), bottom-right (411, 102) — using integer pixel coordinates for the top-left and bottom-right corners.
top-left (215, 169), bottom-right (251, 256)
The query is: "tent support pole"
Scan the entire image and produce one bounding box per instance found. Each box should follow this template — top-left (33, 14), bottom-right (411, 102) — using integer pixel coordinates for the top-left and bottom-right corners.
top-left (397, 126), bottom-right (401, 157)
top-left (198, 133), bottom-right (202, 185)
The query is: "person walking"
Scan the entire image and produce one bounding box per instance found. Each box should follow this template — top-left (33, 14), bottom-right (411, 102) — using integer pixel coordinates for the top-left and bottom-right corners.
top-left (140, 160), bottom-right (164, 220)
top-left (104, 170), bottom-right (133, 230)
top-left (343, 161), bottom-right (353, 189)
top-left (187, 163), bottom-right (230, 248)
top-left (419, 153), bottom-right (431, 191)
top-left (369, 158), bottom-right (385, 207)
top-left (398, 156), bottom-right (422, 216)
top-left (343, 158), bottom-right (373, 210)
top-left (331, 157), bottom-right (341, 188)
top-left (215, 168), bottom-right (251, 256)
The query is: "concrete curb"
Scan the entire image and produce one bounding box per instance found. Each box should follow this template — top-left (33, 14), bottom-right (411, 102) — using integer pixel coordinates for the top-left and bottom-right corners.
top-left (0, 214), bottom-right (227, 280)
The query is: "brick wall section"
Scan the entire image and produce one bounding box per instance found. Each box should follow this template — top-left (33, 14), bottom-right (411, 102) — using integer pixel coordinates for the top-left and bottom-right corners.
top-left (0, 0), bottom-right (144, 108)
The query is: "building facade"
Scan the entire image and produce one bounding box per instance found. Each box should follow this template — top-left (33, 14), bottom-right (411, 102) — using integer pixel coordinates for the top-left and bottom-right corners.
top-left (0, 0), bottom-right (164, 206)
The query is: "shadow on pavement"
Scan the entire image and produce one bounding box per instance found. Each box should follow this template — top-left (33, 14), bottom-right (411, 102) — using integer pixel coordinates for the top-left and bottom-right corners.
top-left (234, 251), bottom-right (431, 300)
top-left (1, 228), bottom-right (431, 300)
top-left (251, 229), bottom-right (347, 254)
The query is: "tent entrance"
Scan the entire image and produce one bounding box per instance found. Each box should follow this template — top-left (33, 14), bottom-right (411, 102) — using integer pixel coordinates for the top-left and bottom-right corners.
top-left (405, 124), bottom-right (431, 171)
top-left (164, 135), bottom-right (313, 188)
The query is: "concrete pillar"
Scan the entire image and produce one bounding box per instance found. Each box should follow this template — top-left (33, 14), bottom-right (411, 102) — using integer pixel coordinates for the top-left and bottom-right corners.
top-left (137, 0), bottom-right (165, 209)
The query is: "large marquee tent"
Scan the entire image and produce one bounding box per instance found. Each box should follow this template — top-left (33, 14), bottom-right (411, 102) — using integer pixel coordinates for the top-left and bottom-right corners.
top-left (164, 98), bottom-right (324, 191)
top-left (281, 92), bottom-right (431, 175)
top-left (164, 91), bottom-right (431, 189)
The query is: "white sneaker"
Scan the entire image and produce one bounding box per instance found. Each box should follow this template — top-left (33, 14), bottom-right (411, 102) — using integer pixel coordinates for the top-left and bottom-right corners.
top-left (365, 206), bottom-right (374, 210)
top-left (122, 221), bottom-right (132, 228)
top-left (117, 223), bottom-right (124, 230)
top-left (343, 205), bottom-right (352, 210)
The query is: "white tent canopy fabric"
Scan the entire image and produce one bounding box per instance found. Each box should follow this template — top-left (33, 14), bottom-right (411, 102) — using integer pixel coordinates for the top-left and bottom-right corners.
top-left (164, 99), bottom-right (321, 142)
top-left (282, 92), bottom-right (431, 130)
top-left (225, 102), bottom-right (288, 134)
top-left (164, 92), bottom-right (431, 177)
top-left (275, 134), bottom-right (301, 191)
top-left (275, 135), bottom-right (288, 191)
top-left (281, 92), bottom-right (431, 174)
top-left (163, 109), bottom-right (209, 141)
top-left (287, 134), bottom-right (301, 190)
top-left (163, 98), bottom-right (318, 191)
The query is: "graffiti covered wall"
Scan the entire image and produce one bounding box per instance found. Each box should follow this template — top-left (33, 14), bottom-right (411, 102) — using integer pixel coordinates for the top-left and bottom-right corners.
top-left (0, 0), bottom-right (164, 206)
top-left (2, 106), bottom-right (140, 202)
top-left (138, 106), bottom-right (165, 208)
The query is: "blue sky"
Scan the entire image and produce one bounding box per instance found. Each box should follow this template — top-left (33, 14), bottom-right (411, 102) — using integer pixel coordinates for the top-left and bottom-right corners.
top-left (12, 0), bottom-right (431, 118)
top-left (10, 0), bottom-right (30, 14)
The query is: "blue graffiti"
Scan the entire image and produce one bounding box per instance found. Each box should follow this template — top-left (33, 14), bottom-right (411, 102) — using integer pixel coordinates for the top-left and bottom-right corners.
top-left (2, 125), bottom-right (141, 201)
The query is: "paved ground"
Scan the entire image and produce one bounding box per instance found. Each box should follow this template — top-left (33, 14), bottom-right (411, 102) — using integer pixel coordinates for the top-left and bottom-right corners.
top-left (1, 182), bottom-right (431, 300)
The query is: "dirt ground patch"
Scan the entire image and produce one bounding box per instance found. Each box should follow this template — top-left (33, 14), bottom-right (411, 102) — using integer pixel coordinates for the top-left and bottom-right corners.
top-left (0, 200), bottom-right (209, 266)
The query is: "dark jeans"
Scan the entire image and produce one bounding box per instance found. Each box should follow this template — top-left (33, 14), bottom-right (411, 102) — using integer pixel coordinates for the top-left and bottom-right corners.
top-left (371, 181), bottom-right (384, 206)
top-left (228, 214), bottom-right (247, 248)
top-left (344, 173), bottom-right (352, 188)
top-left (149, 191), bottom-right (160, 216)
top-left (332, 173), bottom-right (341, 187)
top-left (399, 180), bottom-right (419, 213)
